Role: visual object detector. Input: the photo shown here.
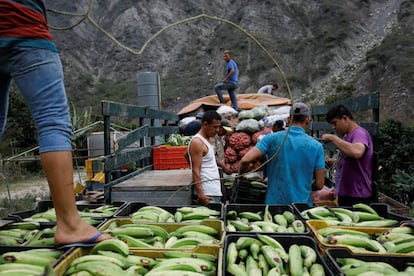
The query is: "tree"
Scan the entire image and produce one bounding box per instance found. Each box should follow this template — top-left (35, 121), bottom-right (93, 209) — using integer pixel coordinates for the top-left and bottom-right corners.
top-left (378, 119), bottom-right (414, 204)
top-left (0, 90), bottom-right (37, 157)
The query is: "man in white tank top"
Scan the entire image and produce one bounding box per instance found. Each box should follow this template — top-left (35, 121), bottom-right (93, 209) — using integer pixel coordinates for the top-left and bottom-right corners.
top-left (185, 110), bottom-right (223, 205)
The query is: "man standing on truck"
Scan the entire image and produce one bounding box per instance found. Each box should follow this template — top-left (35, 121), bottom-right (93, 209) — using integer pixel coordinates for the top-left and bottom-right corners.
top-left (322, 104), bottom-right (373, 206)
top-left (0, 0), bottom-right (110, 247)
top-left (185, 111), bottom-right (223, 205)
top-left (214, 50), bottom-right (239, 111)
top-left (239, 103), bottom-right (325, 205)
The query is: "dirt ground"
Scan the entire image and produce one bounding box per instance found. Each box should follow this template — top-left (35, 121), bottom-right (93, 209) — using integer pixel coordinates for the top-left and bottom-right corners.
top-left (0, 169), bottom-right (86, 200)
top-left (0, 175), bottom-right (49, 200)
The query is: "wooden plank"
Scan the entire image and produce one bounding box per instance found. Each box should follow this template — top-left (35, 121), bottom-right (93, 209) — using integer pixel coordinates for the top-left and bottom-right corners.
top-left (102, 101), bottom-right (147, 117)
top-left (311, 121), bottom-right (332, 132)
top-left (104, 166), bottom-right (152, 201)
top-left (148, 126), bottom-right (179, 137)
top-left (114, 126), bottom-right (148, 153)
top-left (102, 100), bottom-right (179, 121)
top-left (104, 147), bottom-right (152, 171)
top-left (146, 108), bottom-right (180, 121)
top-left (109, 169), bottom-right (192, 204)
top-left (312, 93), bottom-right (379, 115)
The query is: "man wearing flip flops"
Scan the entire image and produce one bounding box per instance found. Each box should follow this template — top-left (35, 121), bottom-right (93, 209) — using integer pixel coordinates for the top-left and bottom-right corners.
top-left (0, 0), bottom-right (110, 247)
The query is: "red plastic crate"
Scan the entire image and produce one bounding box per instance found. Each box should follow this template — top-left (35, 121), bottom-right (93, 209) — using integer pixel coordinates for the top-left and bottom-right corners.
top-left (152, 145), bottom-right (190, 170)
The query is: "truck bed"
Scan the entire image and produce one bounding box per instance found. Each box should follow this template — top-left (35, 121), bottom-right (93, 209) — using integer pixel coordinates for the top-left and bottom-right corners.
top-left (110, 169), bottom-right (193, 205)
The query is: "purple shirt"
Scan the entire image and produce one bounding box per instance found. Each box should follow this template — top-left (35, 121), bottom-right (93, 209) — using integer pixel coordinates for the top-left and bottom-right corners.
top-left (335, 127), bottom-right (373, 198)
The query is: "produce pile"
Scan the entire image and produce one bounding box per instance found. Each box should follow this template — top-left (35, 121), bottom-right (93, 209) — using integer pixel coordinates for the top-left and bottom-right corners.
top-left (223, 105), bottom-right (289, 175)
top-left (12, 204), bottom-right (120, 223)
top-left (316, 224), bottom-right (414, 254)
top-left (129, 205), bottom-right (221, 223)
top-left (178, 104), bottom-right (290, 175)
top-left (165, 134), bottom-right (192, 146)
top-left (226, 234), bottom-right (327, 275)
top-left (300, 203), bottom-right (400, 227)
top-left (62, 239), bottom-right (219, 275)
top-left (1, 201), bottom-right (413, 275)
top-left (103, 221), bottom-right (221, 249)
top-left (226, 206), bottom-right (306, 233)
top-left (335, 255), bottom-right (414, 275)
top-left (0, 248), bottom-right (63, 275)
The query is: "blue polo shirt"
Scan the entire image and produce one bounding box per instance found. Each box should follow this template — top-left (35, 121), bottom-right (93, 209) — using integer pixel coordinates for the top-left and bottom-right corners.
top-left (256, 126), bottom-right (325, 205)
top-left (227, 59), bottom-right (238, 84)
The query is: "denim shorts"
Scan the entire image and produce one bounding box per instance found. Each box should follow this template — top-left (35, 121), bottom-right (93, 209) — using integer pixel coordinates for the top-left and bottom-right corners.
top-left (0, 47), bottom-right (72, 153)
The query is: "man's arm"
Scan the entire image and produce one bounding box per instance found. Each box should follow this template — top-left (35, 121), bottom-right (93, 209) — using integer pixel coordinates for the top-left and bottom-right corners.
top-left (188, 139), bottom-right (210, 205)
top-left (322, 134), bottom-right (366, 159)
top-left (216, 158), bottom-right (232, 175)
top-left (222, 67), bottom-right (234, 82)
top-left (239, 147), bottom-right (264, 174)
top-left (313, 169), bottom-right (325, 190)
top-left (184, 150), bottom-right (190, 164)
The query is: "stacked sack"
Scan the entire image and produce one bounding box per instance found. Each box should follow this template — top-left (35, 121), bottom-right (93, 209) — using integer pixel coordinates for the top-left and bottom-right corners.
top-left (223, 105), bottom-right (290, 174)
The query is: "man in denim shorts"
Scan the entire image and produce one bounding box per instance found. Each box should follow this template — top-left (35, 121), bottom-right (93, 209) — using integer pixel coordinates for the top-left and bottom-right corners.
top-left (0, 0), bottom-right (110, 247)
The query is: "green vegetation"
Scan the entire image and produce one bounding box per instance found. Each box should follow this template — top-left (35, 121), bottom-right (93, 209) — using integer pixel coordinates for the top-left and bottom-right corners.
top-left (0, 173), bottom-right (49, 218)
top-left (67, 76), bottom-right (136, 113)
top-left (0, 90), bottom-right (37, 156)
top-left (323, 83), bottom-right (354, 104)
top-left (377, 119), bottom-right (414, 205)
top-left (0, 193), bottom-right (49, 218)
top-left (391, 170), bottom-right (414, 206)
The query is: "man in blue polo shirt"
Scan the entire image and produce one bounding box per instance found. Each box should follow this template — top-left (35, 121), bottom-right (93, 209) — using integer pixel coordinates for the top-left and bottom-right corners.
top-left (239, 103), bottom-right (325, 205)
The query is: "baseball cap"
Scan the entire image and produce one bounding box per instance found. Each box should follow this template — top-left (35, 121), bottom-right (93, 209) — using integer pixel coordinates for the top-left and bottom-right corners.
top-left (221, 119), bottom-right (233, 132)
top-left (195, 112), bottom-right (204, 119)
top-left (183, 120), bottom-right (201, 136)
top-left (292, 102), bottom-right (311, 117)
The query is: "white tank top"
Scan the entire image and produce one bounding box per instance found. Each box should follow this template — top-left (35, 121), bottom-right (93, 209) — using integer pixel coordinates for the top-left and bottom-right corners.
top-left (189, 134), bottom-right (222, 196)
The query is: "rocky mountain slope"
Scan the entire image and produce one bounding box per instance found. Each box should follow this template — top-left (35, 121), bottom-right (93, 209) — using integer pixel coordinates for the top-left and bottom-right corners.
top-left (47, 0), bottom-right (413, 124)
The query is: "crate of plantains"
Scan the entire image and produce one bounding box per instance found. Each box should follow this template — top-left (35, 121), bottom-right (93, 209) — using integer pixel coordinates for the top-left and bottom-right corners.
top-left (231, 179), bottom-right (266, 204)
top-left (54, 241), bottom-right (222, 276)
top-left (293, 202), bottom-right (411, 228)
top-left (0, 218), bottom-right (107, 248)
top-left (0, 246), bottom-right (74, 274)
top-left (325, 248), bottom-right (414, 276)
top-left (224, 204), bottom-right (309, 235)
top-left (307, 219), bottom-right (414, 256)
top-left (98, 218), bottom-right (225, 250)
top-left (8, 200), bottom-right (127, 226)
top-left (223, 233), bottom-right (334, 275)
top-left (113, 201), bottom-right (224, 221)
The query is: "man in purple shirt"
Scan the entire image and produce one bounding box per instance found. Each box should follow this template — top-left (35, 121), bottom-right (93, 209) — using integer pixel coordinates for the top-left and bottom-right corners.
top-left (322, 105), bottom-right (374, 206)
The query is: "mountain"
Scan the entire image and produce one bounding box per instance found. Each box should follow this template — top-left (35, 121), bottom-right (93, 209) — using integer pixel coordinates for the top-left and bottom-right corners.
top-left (47, 0), bottom-right (413, 124)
